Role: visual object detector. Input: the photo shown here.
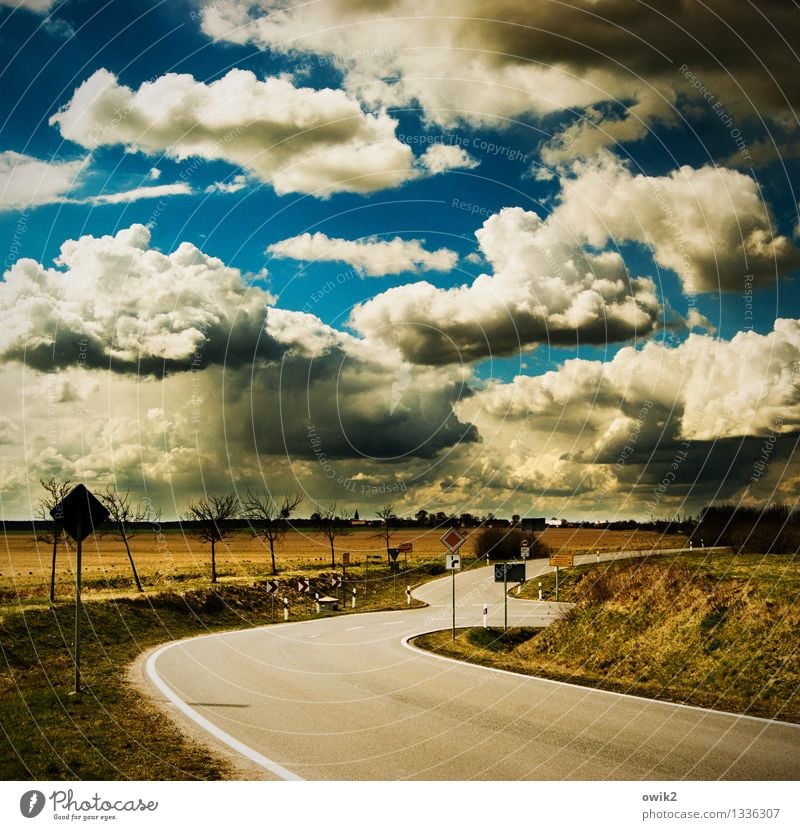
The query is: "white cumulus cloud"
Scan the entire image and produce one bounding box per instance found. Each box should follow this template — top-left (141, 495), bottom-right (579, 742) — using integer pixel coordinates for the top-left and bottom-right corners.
top-left (267, 232), bottom-right (458, 277)
top-left (49, 68), bottom-right (421, 197)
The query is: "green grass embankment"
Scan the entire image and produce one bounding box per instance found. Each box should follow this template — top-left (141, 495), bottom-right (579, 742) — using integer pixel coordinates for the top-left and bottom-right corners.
top-left (415, 552), bottom-right (800, 722)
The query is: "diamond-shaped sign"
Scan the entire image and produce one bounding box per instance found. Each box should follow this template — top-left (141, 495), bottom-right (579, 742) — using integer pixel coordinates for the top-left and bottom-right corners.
top-left (440, 527), bottom-right (466, 553)
top-left (50, 484), bottom-right (109, 543)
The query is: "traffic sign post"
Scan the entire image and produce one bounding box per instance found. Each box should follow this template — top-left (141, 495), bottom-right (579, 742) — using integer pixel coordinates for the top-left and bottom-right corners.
top-left (548, 554), bottom-right (573, 602)
top-left (388, 548), bottom-right (400, 606)
top-left (399, 541), bottom-right (412, 571)
top-left (50, 484), bottom-right (109, 695)
top-left (444, 552), bottom-right (461, 639)
top-left (265, 579), bottom-right (279, 622)
top-left (521, 539), bottom-right (530, 559)
top-left (493, 562), bottom-right (526, 631)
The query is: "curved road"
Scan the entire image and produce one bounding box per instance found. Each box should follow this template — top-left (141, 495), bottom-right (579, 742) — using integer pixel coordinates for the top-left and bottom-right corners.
top-left (141, 550), bottom-right (800, 780)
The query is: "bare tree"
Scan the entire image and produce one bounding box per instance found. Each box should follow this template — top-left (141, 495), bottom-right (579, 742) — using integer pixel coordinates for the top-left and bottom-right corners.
top-left (242, 490), bottom-right (303, 575)
top-left (316, 502), bottom-right (351, 568)
top-left (37, 477), bottom-right (72, 603)
top-left (99, 488), bottom-right (160, 592)
top-left (184, 494), bottom-right (240, 583)
top-left (375, 504), bottom-right (397, 560)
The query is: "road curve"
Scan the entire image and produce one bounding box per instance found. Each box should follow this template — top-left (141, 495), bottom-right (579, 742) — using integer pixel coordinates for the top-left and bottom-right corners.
top-left (141, 549), bottom-right (800, 780)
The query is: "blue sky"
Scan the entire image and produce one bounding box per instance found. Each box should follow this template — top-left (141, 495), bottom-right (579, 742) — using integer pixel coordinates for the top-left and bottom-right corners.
top-left (1, 0), bottom-right (799, 519)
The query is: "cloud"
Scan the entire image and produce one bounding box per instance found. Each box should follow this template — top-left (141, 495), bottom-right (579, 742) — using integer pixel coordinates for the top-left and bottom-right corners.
top-left (49, 68), bottom-right (421, 197)
top-left (548, 154), bottom-right (800, 294)
top-left (196, 1), bottom-right (800, 148)
top-left (0, 0), bottom-right (57, 12)
top-left (74, 182), bottom-right (193, 206)
top-left (452, 320), bottom-right (800, 515)
top-left (0, 150), bottom-right (86, 211)
top-left (267, 231), bottom-right (458, 277)
top-left (205, 174), bottom-right (248, 194)
top-left (0, 224), bottom-right (280, 373)
top-left (418, 144), bottom-right (479, 175)
top-left (349, 204), bottom-right (661, 365)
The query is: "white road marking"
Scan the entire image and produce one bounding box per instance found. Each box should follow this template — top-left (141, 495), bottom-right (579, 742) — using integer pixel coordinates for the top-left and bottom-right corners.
top-left (381, 621), bottom-right (404, 626)
top-left (306, 633), bottom-right (320, 639)
top-left (345, 626), bottom-right (364, 631)
top-left (146, 644), bottom-right (304, 781)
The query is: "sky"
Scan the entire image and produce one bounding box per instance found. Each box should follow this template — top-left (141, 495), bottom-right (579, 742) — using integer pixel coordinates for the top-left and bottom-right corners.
top-left (0, 0), bottom-right (799, 521)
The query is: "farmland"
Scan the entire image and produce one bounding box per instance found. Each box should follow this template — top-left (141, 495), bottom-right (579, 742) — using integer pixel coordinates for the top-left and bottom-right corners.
top-left (0, 526), bottom-right (683, 603)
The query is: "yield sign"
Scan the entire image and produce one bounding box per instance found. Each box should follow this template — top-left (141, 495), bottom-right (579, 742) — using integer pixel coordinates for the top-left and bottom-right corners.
top-left (265, 580), bottom-right (279, 594)
top-left (440, 527), bottom-right (466, 553)
top-left (50, 484), bottom-right (109, 542)
top-left (297, 578), bottom-right (311, 593)
top-left (330, 575), bottom-right (342, 588)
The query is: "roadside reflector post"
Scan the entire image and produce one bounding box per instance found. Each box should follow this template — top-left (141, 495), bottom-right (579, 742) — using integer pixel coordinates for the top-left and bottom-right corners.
top-left (596, 550), bottom-right (600, 563)
top-left (283, 596), bottom-right (289, 621)
top-left (352, 587), bottom-right (357, 608)
top-left (406, 585), bottom-right (411, 605)
top-left (482, 603), bottom-right (488, 628)
top-left (538, 581), bottom-right (542, 601)
top-left (315, 592), bottom-right (320, 614)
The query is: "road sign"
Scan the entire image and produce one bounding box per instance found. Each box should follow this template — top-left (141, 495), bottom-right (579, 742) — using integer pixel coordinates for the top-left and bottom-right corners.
top-left (388, 547), bottom-right (400, 561)
top-left (445, 553), bottom-right (461, 570)
top-left (440, 528), bottom-right (466, 553)
top-left (520, 539), bottom-right (530, 559)
top-left (398, 542), bottom-right (413, 553)
top-left (265, 580), bottom-right (279, 594)
top-left (50, 484), bottom-right (109, 542)
top-left (330, 575), bottom-right (342, 588)
top-left (494, 563), bottom-right (525, 582)
top-left (49, 484), bottom-right (109, 696)
top-left (549, 553), bottom-right (574, 568)
top-left (342, 552), bottom-right (350, 566)
top-left (298, 578), bottom-right (310, 593)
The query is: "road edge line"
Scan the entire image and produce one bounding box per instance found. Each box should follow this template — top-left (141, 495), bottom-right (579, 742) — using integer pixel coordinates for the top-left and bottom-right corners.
top-left (145, 642), bottom-right (305, 781)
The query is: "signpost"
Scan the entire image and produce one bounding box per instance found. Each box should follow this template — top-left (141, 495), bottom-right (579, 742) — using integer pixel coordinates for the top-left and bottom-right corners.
top-left (548, 553), bottom-right (574, 601)
top-left (388, 548), bottom-right (400, 606)
top-left (494, 562), bottom-right (526, 630)
top-left (520, 539), bottom-right (530, 559)
top-left (440, 527), bottom-right (466, 553)
top-left (50, 484), bottom-right (109, 694)
top-left (265, 579), bottom-right (279, 621)
top-left (444, 552), bottom-right (461, 639)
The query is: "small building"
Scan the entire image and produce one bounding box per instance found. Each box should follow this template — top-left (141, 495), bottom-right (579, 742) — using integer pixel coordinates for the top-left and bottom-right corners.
top-left (521, 517), bottom-right (546, 533)
top-left (545, 517), bottom-right (564, 527)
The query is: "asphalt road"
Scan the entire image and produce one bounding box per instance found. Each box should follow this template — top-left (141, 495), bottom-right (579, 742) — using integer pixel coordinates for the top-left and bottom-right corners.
top-left (143, 549), bottom-right (800, 780)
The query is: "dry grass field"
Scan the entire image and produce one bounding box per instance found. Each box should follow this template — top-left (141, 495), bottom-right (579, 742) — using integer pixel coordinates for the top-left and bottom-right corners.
top-left (0, 526), bottom-right (683, 602)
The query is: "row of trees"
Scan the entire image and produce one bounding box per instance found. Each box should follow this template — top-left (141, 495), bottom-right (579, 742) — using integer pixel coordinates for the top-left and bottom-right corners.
top-left (36, 479), bottom-right (402, 589)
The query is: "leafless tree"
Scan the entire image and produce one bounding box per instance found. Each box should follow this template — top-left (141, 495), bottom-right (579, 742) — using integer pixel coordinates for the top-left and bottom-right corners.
top-left (242, 490), bottom-right (303, 574)
top-left (99, 488), bottom-right (160, 591)
top-left (375, 504), bottom-right (397, 559)
top-left (184, 494), bottom-right (240, 583)
top-left (37, 477), bottom-right (72, 603)
top-left (315, 502), bottom-right (352, 568)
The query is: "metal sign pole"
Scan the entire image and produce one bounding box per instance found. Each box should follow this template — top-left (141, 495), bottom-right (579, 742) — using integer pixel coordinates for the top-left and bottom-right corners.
top-left (73, 517), bottom-right (82, 695)
top-left (504, 562), bottom-right (508, 631)
top-left (451, 567), bottom-right (456, 640)
top-left (555, 566), bottom-right (559, 602)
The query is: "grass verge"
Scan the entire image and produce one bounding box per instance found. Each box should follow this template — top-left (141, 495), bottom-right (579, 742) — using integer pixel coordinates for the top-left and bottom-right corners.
top-left (0, 560), bottom-right (451, 780)
top-left (415, 552), bottom-right (800, 723)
